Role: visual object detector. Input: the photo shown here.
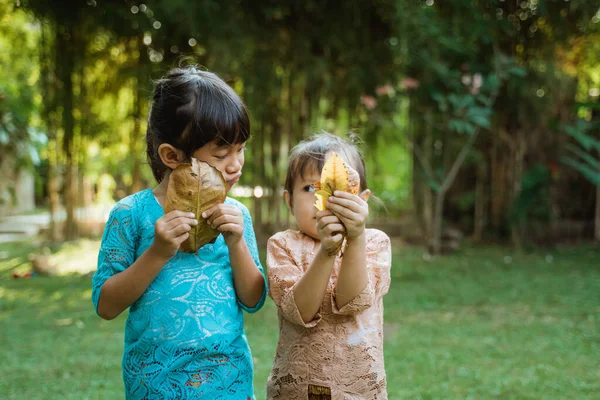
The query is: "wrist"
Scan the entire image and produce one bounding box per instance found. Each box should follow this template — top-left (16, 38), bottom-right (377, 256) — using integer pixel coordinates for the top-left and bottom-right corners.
top-left (317, 245), bottom-right (338, 259)
top-left (347, 231), bottom-right (366, 242)
top-left (227, 236), bottom-right (247, 253)
top-left (147, 243), bottom-right (173, 263)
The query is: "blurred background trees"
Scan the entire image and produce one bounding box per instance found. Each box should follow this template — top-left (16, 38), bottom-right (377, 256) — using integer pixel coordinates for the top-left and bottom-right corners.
top-left (2, 0), bottom-right (599, 254)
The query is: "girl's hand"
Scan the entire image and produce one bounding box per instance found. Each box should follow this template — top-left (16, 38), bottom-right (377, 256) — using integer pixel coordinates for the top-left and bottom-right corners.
top-left (327, 191), bottom-right (369, 240)
top-left (203, 204), bottom-right (244, 247)
top-left (316, 210), bottom-right (346, 253)
top-left (150, 210), bottom-right (198, 259)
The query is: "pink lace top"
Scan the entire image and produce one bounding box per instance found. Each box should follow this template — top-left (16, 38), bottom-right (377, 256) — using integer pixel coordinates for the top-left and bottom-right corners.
top-left (266, 229), bottom-right (392, 399)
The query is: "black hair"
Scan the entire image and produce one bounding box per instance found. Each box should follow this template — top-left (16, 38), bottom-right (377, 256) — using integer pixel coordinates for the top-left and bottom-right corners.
top-left (146, 66), bottom-right (250, 182)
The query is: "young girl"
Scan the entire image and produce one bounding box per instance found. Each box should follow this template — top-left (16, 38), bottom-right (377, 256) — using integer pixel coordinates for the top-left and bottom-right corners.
top-left (267, 132), bottom-right (392, 399)
top-left (92, 67), bottom-right (267, 399)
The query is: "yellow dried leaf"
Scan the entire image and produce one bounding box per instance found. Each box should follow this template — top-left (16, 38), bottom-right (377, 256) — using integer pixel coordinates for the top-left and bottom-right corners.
top-left (164, 158), bottom-right (227, 253)
top-left (313, 152), bottom-right (361, 255)
top-left (313, 152), bottom-right (360, 211)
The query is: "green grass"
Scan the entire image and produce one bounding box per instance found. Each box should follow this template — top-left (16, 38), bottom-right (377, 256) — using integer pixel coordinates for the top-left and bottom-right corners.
top-left (1, 241), bottom-right (599, 399)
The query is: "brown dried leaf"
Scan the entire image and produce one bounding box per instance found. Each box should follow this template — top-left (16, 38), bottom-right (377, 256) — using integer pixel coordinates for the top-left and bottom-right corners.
top-left (163, 159), bottom-right (227, 253)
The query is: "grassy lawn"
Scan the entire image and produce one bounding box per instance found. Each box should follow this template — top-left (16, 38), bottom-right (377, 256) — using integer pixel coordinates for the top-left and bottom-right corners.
top-left (1, 240), bottom-right (599, 399)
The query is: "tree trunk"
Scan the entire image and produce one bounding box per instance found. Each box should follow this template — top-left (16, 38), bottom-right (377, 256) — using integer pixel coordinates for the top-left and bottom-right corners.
top-left (47, 139), bottom-right (61, 241)
top-left (269, 115), bottom-right (282, 225)
top-left (431, 130), bottom-right (479, 255)
top-left (473, 162), bottom-right (486, 242)
top-left (596, 183), bottom-right (600, 242)
top-left (410, 116), bottom-right (432, 246)
top-left (131, 69), bottom-right (144, 194)
top-left (253, 117), bottom-right (265, 230)
top-left (57, 27), bottom-right (77, 240)
top-left (40, 22), bottom-right (61, 242)
top-left (510, 134), bottom-right (526, 250)
top-left (431, 190), bottom-right (446, 255)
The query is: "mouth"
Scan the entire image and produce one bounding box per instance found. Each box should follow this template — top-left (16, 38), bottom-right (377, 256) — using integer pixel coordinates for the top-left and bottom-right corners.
top-left (227, 174), bottom-right (242, 186)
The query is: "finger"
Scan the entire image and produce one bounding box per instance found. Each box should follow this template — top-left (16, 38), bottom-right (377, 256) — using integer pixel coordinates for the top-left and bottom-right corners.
top-left (327, 202), bottom-right (359, 220)
top-left (330, 233), bottom-right (343, 243)
top-left (333, 190), bottom-right (367, 203)
top-left (169, 223), bottom-right (192, 237)
top-left (324, 223), bottom-right (346, 235)
top-left (316, 210), bottom-right (334, 220)
top-left (175, 232), bottom-right (190, 245)
top-left (165, 217), bottom-right (198, 231)
top-left (317, 215), bottom-right (341, 228)
top-left (210, 215), bottom-right (242, 229)
top-left (201, 204), bottom-right (223, 219)
top-left (204, 205), bottom-right (241, 222)
top-left (328, 195), bottom-right (364, 213)
top-left (164, 210), bottom-right (195, 222)
top-left (216, 223), bottom-right (243, 235)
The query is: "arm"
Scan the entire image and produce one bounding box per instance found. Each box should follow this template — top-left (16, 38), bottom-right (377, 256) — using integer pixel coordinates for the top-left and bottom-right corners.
top-left (331, 231), bottom-right (392, 315)
top-left (94, 208), bottom-right (197, 320)
top-left (204, 202), bottom-right (266, 311)
top-left (327, 190), bottom-right (370, 310)
top-left (267, 235), bottom-right (333, 327)
top-left (97, 248), bottom-right (170, 320)
top-left (228, 238), bottom-right (266, 309)
top-left (292, 245), bottom-right (336, 323)
top-left (334, 232), bottom-right (368, 309)
top-left (267, 212), bottom-right (345, 325)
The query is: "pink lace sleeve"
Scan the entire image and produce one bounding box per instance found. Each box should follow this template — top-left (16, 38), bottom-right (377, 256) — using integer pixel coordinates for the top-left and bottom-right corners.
top-left (267, 235), bottom-right (322, 327)
top-left (331, 230), bottom-right (392, 315)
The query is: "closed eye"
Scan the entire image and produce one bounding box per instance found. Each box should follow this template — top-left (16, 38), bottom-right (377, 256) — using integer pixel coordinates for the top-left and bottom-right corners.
top-left (214, 154), bottom-right (227, 160)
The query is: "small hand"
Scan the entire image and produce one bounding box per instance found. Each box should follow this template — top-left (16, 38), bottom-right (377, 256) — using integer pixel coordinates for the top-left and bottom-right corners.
top-left (150, 210), bottom-right (198, 259)
top-left (326, 190), bottom-right (369, 240)
top-left (316, 210), bottom-right (346, 254)
top-left (203, 204), bottom-right (244, 247)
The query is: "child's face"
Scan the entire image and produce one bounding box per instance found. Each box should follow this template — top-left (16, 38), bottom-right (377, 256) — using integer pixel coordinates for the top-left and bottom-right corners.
top-left (192, 140), bottom-right (246, 189)
top-left (287, 166), bottom-right (321, 240)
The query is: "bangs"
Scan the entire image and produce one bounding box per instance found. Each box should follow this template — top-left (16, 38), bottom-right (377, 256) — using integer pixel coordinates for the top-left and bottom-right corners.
top-left (176, 74), bottom-right (250, 154)
top-left (294, 153), bottom-right (323, 182)
top-left (284, 131), bottom-right (368, 195)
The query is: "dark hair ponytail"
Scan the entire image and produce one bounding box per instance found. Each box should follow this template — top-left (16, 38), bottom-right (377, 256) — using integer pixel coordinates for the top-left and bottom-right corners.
top-left (145, 66), bottom-right (250, 183)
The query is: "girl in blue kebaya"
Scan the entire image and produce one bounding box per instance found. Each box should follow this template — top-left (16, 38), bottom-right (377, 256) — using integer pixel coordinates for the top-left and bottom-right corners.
top-left (92, 66), bottom-right (266, 399)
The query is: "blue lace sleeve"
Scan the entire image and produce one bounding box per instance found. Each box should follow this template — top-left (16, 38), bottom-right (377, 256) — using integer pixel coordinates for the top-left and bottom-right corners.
top-left (238, 202), bottom-right (267, 313)
top-left (91, 201), bottom-right (138, 315)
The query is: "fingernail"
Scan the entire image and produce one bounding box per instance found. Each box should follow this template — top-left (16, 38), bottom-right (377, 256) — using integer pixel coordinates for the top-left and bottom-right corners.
top-left (189, 213), bottom-right (195, 218)
top-left (201, 212), bottom-right (206, 218)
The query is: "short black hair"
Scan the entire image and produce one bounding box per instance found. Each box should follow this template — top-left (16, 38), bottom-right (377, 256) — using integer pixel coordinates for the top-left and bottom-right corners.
top-left (146, 67), bottom-right (250, 182)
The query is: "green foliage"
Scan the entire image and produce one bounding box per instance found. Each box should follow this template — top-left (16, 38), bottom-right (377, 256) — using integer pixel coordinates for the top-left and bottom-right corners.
top-left (510, 164), bottom-right (554, 225)
top-left (560, 119), bottom-right (600, 185)
top-left (0, 1), bottom-right (46, 167)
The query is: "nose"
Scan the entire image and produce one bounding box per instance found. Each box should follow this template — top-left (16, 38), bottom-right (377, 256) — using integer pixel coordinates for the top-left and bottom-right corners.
top-left (225, 156), bottom-right (242, 175)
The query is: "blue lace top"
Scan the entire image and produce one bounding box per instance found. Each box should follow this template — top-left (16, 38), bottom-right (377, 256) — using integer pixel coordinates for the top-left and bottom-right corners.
top-left (92, 189), bottom-right (267, 399)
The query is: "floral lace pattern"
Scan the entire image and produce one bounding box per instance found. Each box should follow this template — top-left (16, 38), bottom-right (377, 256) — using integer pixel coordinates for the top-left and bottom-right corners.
top-left (92, 189), bottom-right (266, 399)
top-left (266, 229), bottom-right (391, 400)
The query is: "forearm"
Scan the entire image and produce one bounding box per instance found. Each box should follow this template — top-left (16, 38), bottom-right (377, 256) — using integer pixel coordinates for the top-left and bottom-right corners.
top-left (97, 247), bottom-right (169, 320)
top-left (335, 232), bottom-right (368, 309)
top-left (229, 239), bottom-right (265, 308)
top-left (293, 246), bottom-right (335, 323)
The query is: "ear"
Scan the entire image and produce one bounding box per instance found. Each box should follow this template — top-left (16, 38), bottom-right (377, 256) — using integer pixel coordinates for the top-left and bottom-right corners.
top-left (158, 144), bottom-right (185, 170)
top-left (283, 190), bottom-right (293, 213)
top-left (359, 189), bottom-right (371, 202)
